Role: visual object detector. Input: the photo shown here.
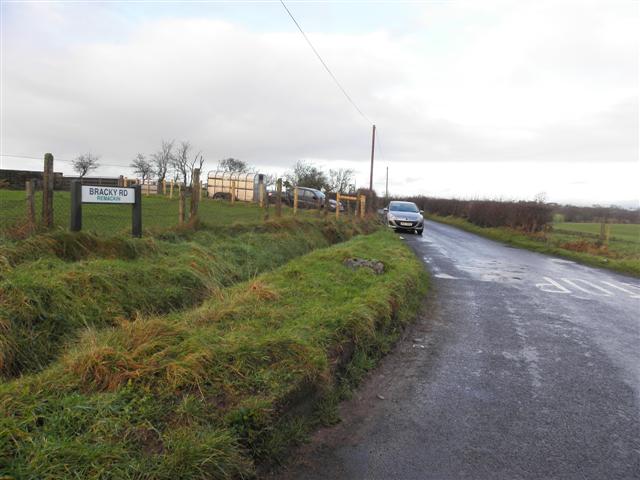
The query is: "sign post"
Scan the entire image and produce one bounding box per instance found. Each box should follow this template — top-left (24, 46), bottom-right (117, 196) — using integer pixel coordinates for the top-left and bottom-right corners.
top-left (132, 185), bottom-right (142, 237)
top-left (70, 180), bottom-right (82, 232)
top-left (70, 181), bottom-right (142, 237)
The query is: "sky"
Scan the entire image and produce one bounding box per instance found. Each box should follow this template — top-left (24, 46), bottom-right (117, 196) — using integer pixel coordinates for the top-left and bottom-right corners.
top-left (1, 0), bottom-right (638, 206)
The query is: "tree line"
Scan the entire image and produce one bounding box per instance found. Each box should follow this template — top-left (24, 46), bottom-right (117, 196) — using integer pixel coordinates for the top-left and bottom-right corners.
top-left (70, 143), bottom-right (357, 194)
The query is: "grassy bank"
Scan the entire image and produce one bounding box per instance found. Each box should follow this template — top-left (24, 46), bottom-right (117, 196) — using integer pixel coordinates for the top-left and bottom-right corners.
top-left (0, 217), bottom-right (376, 378)
top-left (1, 231), bottom-right (427, 479)
top-left (427, 214), bottom-right (640, 277)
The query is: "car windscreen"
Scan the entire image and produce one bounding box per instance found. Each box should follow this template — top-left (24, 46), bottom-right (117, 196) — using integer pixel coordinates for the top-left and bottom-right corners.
top-left (389, 203), bottom-right (419, 213)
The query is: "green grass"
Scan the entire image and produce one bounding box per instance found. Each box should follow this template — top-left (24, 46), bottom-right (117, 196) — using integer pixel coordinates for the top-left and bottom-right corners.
top-left (427, 215), bottom-right (640, 277)
top-left (0, 217), bottom-right (377, 378)
top-left (0, 231), bottom-right (428, 479)
top-left (1, 190), bottom-right (311, 239)
top-left (553, 222), bottom-right (640, 243)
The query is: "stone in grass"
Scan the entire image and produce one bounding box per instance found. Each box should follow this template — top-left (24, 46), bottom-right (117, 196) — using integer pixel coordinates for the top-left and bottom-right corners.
top-left (343, 258), bottom-right (385, 275)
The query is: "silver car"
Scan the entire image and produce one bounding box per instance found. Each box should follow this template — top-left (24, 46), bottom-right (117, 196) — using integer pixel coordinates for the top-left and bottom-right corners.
top-left (384, 201), bottom-right (424, 235)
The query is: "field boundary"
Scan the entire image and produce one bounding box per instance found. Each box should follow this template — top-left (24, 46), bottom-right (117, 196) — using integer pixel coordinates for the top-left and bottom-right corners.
top-left (427, 214), bottom-right (640, 278)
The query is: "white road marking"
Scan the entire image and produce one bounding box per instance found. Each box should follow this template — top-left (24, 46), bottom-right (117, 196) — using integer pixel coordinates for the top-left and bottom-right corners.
top-left (601, 281), bottom-right (640, 299)
top-left (536, 277), bottom-right (571, 294)
top-left (434, 273), bottom-right (459, 280)
top-left (535, 277), bottom-right (640, 299)
top-left (562, 279), bottom-right (613, 296)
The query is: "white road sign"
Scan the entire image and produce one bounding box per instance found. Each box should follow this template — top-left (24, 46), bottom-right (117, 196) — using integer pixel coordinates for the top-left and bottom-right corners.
top-left (82, 186), bottom-right (135, 204)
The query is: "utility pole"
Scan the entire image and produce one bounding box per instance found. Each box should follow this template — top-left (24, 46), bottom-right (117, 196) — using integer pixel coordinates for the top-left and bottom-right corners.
top-left (368, 124), bottom-right (376, 192)
top-left (385, 166), bottom-right (389, 199)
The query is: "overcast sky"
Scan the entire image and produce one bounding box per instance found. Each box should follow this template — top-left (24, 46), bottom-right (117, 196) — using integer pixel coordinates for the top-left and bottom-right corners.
top-left (1, 1), bottom-right (638, 206)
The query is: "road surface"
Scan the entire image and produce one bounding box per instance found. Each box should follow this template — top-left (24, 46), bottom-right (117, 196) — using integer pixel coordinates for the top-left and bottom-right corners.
top-left (276, 220), bottom-right (640, 480)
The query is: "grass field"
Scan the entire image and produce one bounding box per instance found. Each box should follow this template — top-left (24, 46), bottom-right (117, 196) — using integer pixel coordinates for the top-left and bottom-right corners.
top-left (0, 230), bottom-right (427, 479)
top-left (427, 215), bottom-right (640, 277)
top-left (553, 222), bottom-right (640, 243)
top-left (1, 189), bottom-right (313, 239)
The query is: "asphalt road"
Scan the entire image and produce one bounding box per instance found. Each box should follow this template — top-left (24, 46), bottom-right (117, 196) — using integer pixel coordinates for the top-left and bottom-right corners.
top-left (276, 220), bottom-right (640, 480)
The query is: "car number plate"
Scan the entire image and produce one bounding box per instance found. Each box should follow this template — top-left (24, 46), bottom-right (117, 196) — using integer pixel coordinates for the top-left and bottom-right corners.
top-left (400, 222), bottom-right (412, 226)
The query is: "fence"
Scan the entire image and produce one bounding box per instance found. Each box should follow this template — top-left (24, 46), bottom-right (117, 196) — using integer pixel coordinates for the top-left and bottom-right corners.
top-left (1, 155), bottom-right (370, 240)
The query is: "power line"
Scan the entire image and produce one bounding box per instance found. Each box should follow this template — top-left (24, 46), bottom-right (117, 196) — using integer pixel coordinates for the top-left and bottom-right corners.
top-left (0, 154), bottom-right (133, 169)
top-left (279, 0), bottom-right (372, 124)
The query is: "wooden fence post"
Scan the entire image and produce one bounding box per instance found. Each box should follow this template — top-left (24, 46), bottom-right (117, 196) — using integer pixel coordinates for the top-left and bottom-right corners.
top-left (336, 193), bottom-right (341, 220)
top-left (26, 180), bottom-right (36, 232)
top-left (293, 187), bottom-right (298, 215)
top-left (170, 179), bottom-right (174, 199)
top-left (276, 178), bottom-right (282, 217)
top-left (42, 153), bottom-right (54, 229)
top-left (190, 168), bottom-right (200, 221)
top-left (599, 219), bottom-right (609, 246)
top-left (262, 183), bottom-right (269, 220)
top-left (359, 195), bottom-right (366, 218)
top-left (179, 190), bottom-right (185, 225)
top-left (324, 192), bottom-right (329, 218)
top-left (258, 176), bottom-right (264, 208)
top-left (231, 180), bottom-right (236, 204)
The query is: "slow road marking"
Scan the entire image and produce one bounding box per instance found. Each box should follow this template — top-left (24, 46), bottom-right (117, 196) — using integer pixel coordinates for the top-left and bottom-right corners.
top-left (536, 277), bottom-right (640, 299)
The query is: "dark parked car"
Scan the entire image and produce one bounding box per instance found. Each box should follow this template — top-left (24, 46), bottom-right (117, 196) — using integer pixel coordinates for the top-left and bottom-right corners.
top-left (283, 187), bottom-right (343, 211)
top-left (384, 201), bottom-right (424, 235)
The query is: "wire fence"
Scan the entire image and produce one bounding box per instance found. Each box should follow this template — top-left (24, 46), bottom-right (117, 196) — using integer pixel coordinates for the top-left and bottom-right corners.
top-left (1, 184), bottom-right (368, 241)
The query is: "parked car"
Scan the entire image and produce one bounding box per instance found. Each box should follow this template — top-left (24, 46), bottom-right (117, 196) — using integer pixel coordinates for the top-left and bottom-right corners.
top-left (284, 187), bottom-right (344, 212)
top-left (284, 187), bottom-right (323, 209)
top-left (384, 201), bottom-right (424, 234)
top-left (328, 198), bottom-right (345, 212)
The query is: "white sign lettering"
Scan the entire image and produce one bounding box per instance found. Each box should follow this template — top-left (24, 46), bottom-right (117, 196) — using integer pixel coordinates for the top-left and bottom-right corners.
top-left (82, 186), bottom-right (135, 204)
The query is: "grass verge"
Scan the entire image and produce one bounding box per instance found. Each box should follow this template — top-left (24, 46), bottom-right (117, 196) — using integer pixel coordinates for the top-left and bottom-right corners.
top-left (0, 230), bottom-right (427, 479)
top-left (0, 217), bottom-right (377, 378)
top-left (427, 214), bottom-right (640, 277)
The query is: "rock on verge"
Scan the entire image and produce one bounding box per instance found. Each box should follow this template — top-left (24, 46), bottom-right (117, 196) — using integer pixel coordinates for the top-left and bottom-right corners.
top-left (343, 258), bottom-right (385, 275)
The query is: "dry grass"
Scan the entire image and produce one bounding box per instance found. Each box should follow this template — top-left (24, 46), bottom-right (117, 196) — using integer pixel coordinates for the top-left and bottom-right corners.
top-left (1, 231), bottom-right (428, 479)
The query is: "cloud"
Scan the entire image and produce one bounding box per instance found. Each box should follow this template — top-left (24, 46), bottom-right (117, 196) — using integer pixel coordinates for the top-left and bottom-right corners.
top-left (1, 2), bottom-right (637, 202)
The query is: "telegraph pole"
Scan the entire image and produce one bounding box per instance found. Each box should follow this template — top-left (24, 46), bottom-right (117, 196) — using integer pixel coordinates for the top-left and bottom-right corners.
top-left (385, 166), bottom-right (389, 199)
top-left (368, 124), bottom-right (376, 192)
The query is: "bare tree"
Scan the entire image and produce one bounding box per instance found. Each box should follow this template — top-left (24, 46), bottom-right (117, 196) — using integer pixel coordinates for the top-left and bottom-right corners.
top-left (130, 153), bottom-right (154, 183)
top-left (286, 160), bottom-right (328, 190)
top-left (263, 173), bottom-right (278, 188)
top-left (217, 158), bottom-right (251, 173)
top-left (172, 141), bottom-right (206, 187)
top-left (189, 152), bottom-right (206, 191)
top-left (72, 153), bottom-right (100, 178)
top-left (192, 151), bottom-right (205, 174)
top-left (172, 141), bottom-right (192, 186)
top-left (327, 168), bottom-right (355, 194)
top-left (151, 139), bottom-right (174, 183)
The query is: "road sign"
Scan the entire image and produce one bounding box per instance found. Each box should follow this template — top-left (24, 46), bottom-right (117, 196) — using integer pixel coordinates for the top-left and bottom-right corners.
top-left (82, 186), bottom-right (135, 204)
top-left (71, 182), bottom-right (142, 237)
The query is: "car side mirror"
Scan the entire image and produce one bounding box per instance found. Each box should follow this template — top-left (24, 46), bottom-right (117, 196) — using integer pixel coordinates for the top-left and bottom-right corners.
top-left (420, 210), bottom-right (424, 214)
top-left (383, 208), bottom-right (389, 212)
